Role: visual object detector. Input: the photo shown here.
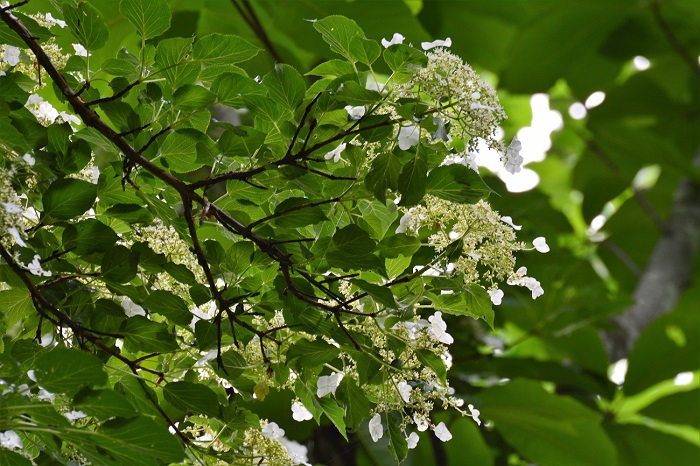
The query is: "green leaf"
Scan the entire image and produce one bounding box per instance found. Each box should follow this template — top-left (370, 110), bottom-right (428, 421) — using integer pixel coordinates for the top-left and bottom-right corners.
top-left (158, 129), bottom-right (208, 172)
top-left (119, 0), bottom-right (171, 40)
top-left (286, 339), bottom-right (340, 369)
top-left (398, 153), bottom-right (427, 206)
top-left (336, 378), bottom-right (371, 429)
top-left (155, 37), bottom-right (200, 88)
top-left (312, 16), bottom-right (365, 61)
top-left (193, 33), bottom-right (260, 65)
top-left (43, 178), bottom-right (97, 222)
top-left (0, 449), bottom-right (32, 466)
top-left (350, 278), bottom-right (397, 309)
top-left (426, 164), bottom-right (491, 204)
top-left (326, 225), bottom-right (383, 271)
top-left (73, 388), bottom-right (138, 420)
top-left (92, 416), bottom-right (185, 465)
top-left (415, 348), bottom-right (446, 385)
top-left (121, 316), bottom-right (179, 353)
top-left (89, 299), bottom-right (127, 334)
top-left (101, 245), bottom-right (138, 283)
top-left (211, 74), bottom-right (265, 107)
top-left (349, 37), bottom-right (382, 66)
top-left (263, 64), bottom-right (306, 112)
top-left (0, 288), bottom-right (33, 327)
top-left (606, 423), bottom-right (700, 466)
top-left (383, 44), bottom-right (428, 75)
top-left (173, 84), bottom-right (216, 111)
top-left (61, 1), bottom-right (110, 51)
top-left (478, 379), bottom-right (617, 466)
top-left (218, 126), bottom-right (266, 158)
top-left (273, 197), bottom-right (327, 229)
top-left (378, 234), bottom-right (421, 259)
top-left (164, 381), bottom-right (220, 418)
top-left (34, 348), bottom-right (107, 396)
top-left (336, 81), bottom-right (382, 105)
top-left (306, 59), bottom-right (355, 78)
top-left (387, 411), bottom-right (408, 462)
top-left (104, 203), bottom-right (154, 224)
top-left (295, 378), bottom-right (348, 439)
top-left (464, 284), bottom-right (495, 328)
top-left (365, 152), bottom-right (402, 203)
top-left (62, 219), bottom-right (118, 255)
top-left (142, 290), bottom-right (192, 326)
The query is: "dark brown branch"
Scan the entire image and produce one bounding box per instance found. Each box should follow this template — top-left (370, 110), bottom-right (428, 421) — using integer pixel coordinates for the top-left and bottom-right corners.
top-left (1, 0), bottom-right (30, 11)
top-left (231, 0), bottom-right (283, 64)
top-left (248, 196), bottom-right (340, 230)
top-left (286, 92), bottom-right (323, 159)
top-left (87, 79), bottom-right (141, 107)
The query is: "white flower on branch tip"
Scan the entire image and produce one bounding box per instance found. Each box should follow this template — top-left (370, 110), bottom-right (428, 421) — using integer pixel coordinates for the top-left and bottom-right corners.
top-left (533, 236), bottom-right (550, 253)
top-left (27, 254), bottom-right (51, 277)
top-left (72, 43), bottom-right (90, 57)
top-left (414, 412), bottom-right (429, 431)
top-left (344, 105), bottom-right (365, 120)
top-left (488, 288), bottom-right (504, 306)
top-left (434, 422), bottom-right (452, 442)
top-left (22, 153), bottom-right (35, 166)
top-left (261, 421), bottom-right (285, 439)
top-left (468, 404), bottom-right (481, 426)
top-left (7, 227), bottom-right (25, 247)
top-left (324, 143), bottom-right (347, 163)
top-left (428, 311), bottom-right (454, 345)
top-left (2, 202), bottom-right (23, 214)
top-left (381, 33), bottom-right (405, 48)
top-left (64, 410), bottom-right (87, 421)
top-left (502, 137), bottom-right (524, 174)
top-left (316, 372), bottom-right (343, 397)
top-left (3, 45), bottom-right (20, 66)
top-left (397, 381), bottom-right (412, 403)
top-left (0, 430), bottom-right (22, 449)
top-left (407, 432), bottom-right (419, 449)
top-left (369, 413), bottom-right (383, 442)
top-left (398, 125), bottom-right (420, 150)
top-left (45, 13), bottom-right (67, 28)
top-left (120, 297), bottom-right (145, 317)
top-left (421, 37), bottom-right (451, 50)
top-left (291, 401), bottom-right (313, 421)
top-left (500, 215), bottom-right (521, 230)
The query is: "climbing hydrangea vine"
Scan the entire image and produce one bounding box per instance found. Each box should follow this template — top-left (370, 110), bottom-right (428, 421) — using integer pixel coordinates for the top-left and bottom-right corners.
top-left (0, 1), bottom-right (542, 464)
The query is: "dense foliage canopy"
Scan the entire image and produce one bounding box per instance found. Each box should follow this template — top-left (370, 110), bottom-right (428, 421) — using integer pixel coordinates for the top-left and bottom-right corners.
top-left (0, 1), bottom-right (698, 465)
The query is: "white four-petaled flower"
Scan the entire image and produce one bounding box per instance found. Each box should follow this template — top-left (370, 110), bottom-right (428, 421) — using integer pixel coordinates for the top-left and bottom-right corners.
top-left (381, 33), bottom-right (405, 48)
top-left (344, 105), bottom-right (365, 120)
top-left (434, 422), bottom-right (452, 442)
top-left (291, 401), bottom-right (313, 421)
top-left (428, 311), bottom-right (454, 344)
top-left (369, 413), bottom-right (383, 442)
top-left (0, 430), bottom-right (22, 449)
top-left (261, 421), bottom-right (285, 439)
top-left (398, 125), bottom-right (420, 150)
top-left (324, 143), bottom-right (347, 163)
top-left (316, 372), bottom-right (343, 397)
top-left (503, 137), bottom-right (524, 174)
top-left (72, 43), bottom-right (90, 57)
top-left (500, 215), bottom-right (522, 230)
top-left (421, 38), bottom-right (452, 50)
top-left (533, 236), bottom-right (550, 253)
top-left (468, 404), bottom-right (481, 426)
top-left (488, 289), bottom-right (504, 306)
top-left (397, 381), bottom-right (412, 403)
top-left (407, 432), bottom-right (419, 449)
top-left (3, 45), bottom-right (20, 66)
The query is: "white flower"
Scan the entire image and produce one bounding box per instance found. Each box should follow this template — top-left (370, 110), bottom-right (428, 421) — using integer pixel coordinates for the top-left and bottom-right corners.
top-left (280, 438), bottom-right (310, 464)
top-left (421, 38), bottom-right (452, 50)
top-left (121, 297), bottom-right (145, 317)
top-left (72, 43), bottom-right (90, 57)
top-left (407, 432), bottom-right (419, 449)
top-left (64, 410), bottom-right (87, 421)
top-left (395, 212), bottom-right (413, 234)
top-left (316, 372), bottom-right (343, 397)
top-left (261, 421), bottom-right (285, 439)
top-left (26, 94), bottom-right (43, 106)
top-left (27, 254), bottom-right (51, 277)
top-left (428, 311), bottom-right (454, 344)
top-left (291, 401), bottom-right (313, 421)
top-left (533, 236), bottom-right (550, 253)
top-left (434, 422), bottom-right (452, 442)
top-left (22, 153), bottom-right (35, 166)
top-left (501, 216), bottom-right (521, 230)
top-left (488, 289), bottom-right (504, 306)
top-left (324, 143), bottom-right (347, 163)
top-left (468, 404), bottom-right (481, 426)
top-left (344, 105), bottom-right (365, 120)
top-left (45, 12), bottom-right (67, 28)
top-left (381, 33), bottom-right (405, 48)
top-left (3, 202), bottom-right (23, 214)
top-left (58, 111), bottom-right (81, 127)
top-left (414, 412), bottom-right (429, 431)
top-left (0, 70), bottom-right (5, 77)
top-left (397, 381), bottom-right (412, 403)
top-left (369, 413), bottom-right (383, 442)
top-left (398, 125), bottom-right (420, 150)
top-left (3, 45), bottom-right (20, 66)
top-left (503, 137), bottom-right (524, 174)
top-left (37, 387), bottom-right (55, 401)
top-left (0, 430), bottom-right (22, 449)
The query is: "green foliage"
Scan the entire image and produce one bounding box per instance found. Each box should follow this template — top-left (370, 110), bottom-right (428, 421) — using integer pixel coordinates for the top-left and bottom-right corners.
top-left (0, 0), bottom-right (698, 465)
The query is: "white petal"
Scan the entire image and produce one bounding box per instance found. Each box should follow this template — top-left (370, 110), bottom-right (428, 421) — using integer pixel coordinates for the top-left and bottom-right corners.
top-left (421, 38), bottom-right (452, 50)
top-left (468, 404), bottom-right (481, 426)
top-left (292, 401), bottom-right (313, 421)
top-left (3, 45), bottom-right (20, 66)
top-left (397, 381), bottom-right (412, 403)
top-left (487, 289), bottom-right (504, 306)
top-left (533, 237), bottom-right (550, 253)
top-left (434, 422), bottom-right (452, 442)
top-left (381, 33), bottom-right (405, 48)
top-left (369, 413), bottom-right (383, 442)
top-left (398, 125), bottom-right (420, 150)
top-left (407, 432), bottom-right (419, 449)
top-left (500, 215), bottom-right (522, 230)
top-left (261, 421), bottom-right (285, 439)
top-left (0, 430), bottom-right (22, 449)
top-left (72, 43), bottom-right (90, 57)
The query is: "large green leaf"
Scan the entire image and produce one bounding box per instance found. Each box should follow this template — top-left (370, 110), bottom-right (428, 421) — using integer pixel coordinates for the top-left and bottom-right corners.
top-left (62, 1), bottom-right (110, 51)
top-left (0, 288), bottom-right (33, 327)
top-left (478, 379), bottom-right (617, 466)
top-left (426, 164), bottom-right (491, 204)
top-left (365, 152), bottom-right (402, 203)
top-left (121, 316), bottom-right (179, 353)
top-left (142, 290), bottom-right (192, 326)
top-left (34, 348), bottom-right (107, 397)
top-left (398, 153), bottom-right (427, 206)
top-left (193, 33), bottom-right (260, 65)
top-left (101, 245), bottom-right (138, 283)
top-left (43, 178), bottom-right (97, 222)
top-left (262, 64), bottom-right (306, 112)
top-left (326, 224), bottom-right (383, 270)
top-left (286, 339), bottom-right (340, 369)
top-left (312, 15), bottom-right (365, 61)
top-left (119, 0), bottom-right (171, 40)
top-left (73, 388), bottom-right (138, 420)
top-left (163, 381), bottom-right (220, 418)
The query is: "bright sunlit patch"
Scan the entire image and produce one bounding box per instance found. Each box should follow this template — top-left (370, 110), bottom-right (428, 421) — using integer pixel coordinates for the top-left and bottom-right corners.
top-left (633, 55), bottom-right (651, 71)
top-left (609, 358), bottom-right (628, 385)
top-left (585, 91), bottom-right (606, 109)
top-left (568, 102), bottom-right (587, 119)
top-left (673, 372), bottom-right (694, 386)
top-left (588, 214), bottom-right (606, 235)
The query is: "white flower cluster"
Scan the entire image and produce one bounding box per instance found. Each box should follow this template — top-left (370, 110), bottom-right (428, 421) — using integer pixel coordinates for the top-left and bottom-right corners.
top-left (0, 166), bottom-right (28, 248)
